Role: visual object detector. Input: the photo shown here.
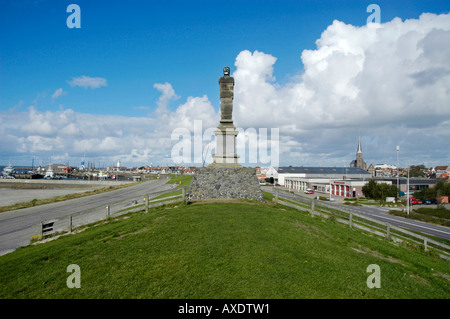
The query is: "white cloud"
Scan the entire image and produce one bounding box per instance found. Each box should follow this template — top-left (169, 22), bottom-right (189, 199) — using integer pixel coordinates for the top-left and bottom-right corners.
top-left (232, 13), bottom-right (450, 166)
top-left (2, 13), bottom-right (449, 168)
top-left (153, 82), bottom-right (180, 112)
top-left (68, 75), bottom-right (107, 89)
top-left (51, 88), bottom-right (66, 99)
top-left (167, 95), bottom-right (218, 130)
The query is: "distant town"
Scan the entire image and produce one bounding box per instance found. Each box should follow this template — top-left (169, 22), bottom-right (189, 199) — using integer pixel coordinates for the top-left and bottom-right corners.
top-left (1, 139), bottom-right (449, 203)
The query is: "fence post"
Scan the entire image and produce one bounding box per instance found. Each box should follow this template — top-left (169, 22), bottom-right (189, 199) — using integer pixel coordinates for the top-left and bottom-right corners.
top-left (182, 186), bottom-right (186, 204)
top-left (349, 212), bottom-right (353, 228)
top-left (69, 215), bottom-right (73, 232)
top-left (106, 205), bottom-right (111, 219)
top-left (145, 195), bottom-right (149, 211)
top-left (424, 239), bottom-right (428, 252)
top-left (275, 189), bottom-right (279, 206)
top-left (386, 224), bottom-right (390, 240)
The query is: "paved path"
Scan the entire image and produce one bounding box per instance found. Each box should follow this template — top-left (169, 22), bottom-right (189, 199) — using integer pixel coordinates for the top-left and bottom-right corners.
top-left (0, 178), bottom-right (175, 256)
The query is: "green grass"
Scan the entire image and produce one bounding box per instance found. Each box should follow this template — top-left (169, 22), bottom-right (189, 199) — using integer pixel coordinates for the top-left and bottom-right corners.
top-left (415, 206), bottom-right (450, 219)
top-left (1, 200), bottom-right (449, 299)
top-left (388, 206), bottom-right (450, 227)
top-left (167, 174), bottom-right (193, 188)
top-left (148, 175), bottom-right (193, 201)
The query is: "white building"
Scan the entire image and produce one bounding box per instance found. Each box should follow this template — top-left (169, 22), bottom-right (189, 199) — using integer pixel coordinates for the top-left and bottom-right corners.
top-left (278, 166), bottom-right (373, 198)
top-left (276, 166), bottom-right (370, 186)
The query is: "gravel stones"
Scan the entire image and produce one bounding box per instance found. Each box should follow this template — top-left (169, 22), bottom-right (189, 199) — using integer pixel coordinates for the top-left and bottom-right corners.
top-left (187, 167), bottom-right (265, 202)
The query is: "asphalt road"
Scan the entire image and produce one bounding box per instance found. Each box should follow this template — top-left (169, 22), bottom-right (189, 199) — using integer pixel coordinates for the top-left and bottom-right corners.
top-left (263, 187), bottom-right (450, 241)
top-left (0, 178), bottom-right (175, 255)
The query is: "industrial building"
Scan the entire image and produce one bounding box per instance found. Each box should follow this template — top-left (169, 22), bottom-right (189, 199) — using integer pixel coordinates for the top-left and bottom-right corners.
top-left (275, 166), bottom-right (373, 198)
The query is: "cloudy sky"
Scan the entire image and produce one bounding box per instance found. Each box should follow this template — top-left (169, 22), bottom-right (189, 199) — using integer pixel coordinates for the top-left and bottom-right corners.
top-left (1, 0), bottom-right (449, 168)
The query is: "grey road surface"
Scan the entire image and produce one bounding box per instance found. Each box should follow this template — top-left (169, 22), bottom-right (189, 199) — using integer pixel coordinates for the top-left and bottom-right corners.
top-left (263, 187), bottom-right (450, 241)
top-left (0, 178), bottom-right (175, 255)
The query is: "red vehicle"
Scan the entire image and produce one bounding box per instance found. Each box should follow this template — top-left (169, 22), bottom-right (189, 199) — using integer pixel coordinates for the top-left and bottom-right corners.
top-left (410, 198), bottom-right (421, 205)
top-left (304, 190), bottom-right (314, 194)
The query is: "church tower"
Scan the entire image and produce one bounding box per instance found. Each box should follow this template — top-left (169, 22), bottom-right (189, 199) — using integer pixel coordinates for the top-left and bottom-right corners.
top-left (355, 137), bottom-right (366, 169)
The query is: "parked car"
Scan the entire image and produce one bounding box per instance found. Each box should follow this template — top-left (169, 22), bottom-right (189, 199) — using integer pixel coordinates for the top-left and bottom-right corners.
top-left (410, 198), bottom-right (420, 205)
top-left (304, 190), bottom-right (314, 194)
top-left (424, 199), bottom-right (438, 205)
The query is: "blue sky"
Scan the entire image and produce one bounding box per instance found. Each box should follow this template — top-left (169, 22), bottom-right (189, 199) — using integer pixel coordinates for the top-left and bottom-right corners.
top-left (2, 0), bottom-right (447, 116)
top-left (1, 0), bottom-right (449, 167)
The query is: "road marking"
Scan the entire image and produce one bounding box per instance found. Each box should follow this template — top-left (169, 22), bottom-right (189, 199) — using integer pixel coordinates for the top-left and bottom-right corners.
top-left (343, 206), bottom-right (450, 236)
top-left (363, 213), bottom-right (450, 235)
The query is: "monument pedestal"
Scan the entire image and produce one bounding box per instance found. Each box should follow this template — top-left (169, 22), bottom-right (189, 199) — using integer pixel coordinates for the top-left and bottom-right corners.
top-left (210, 124), bottom-right (241, 168)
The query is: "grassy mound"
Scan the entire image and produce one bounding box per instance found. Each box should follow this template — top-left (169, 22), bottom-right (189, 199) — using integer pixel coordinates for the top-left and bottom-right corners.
top-left (0, 201), bottom-right (449, 298)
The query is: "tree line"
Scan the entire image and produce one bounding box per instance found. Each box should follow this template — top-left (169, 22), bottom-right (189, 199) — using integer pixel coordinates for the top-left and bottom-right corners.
top-left (362, 180), bottom-right (398, 200)
top-left (362, 179), bottom-right (450, 200)
top-left (414, 180), bottom-right (450, 200)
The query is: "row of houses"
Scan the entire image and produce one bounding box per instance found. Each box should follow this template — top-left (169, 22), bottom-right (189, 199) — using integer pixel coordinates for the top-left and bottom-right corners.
top-left (434, 166), bottom-right (450, 179)
top-left (107, 165), bottom-right (196, 175)
top-left (259, 166), bottom-right (440, 199)
top-left (368, 165), bottom-right (450, 178)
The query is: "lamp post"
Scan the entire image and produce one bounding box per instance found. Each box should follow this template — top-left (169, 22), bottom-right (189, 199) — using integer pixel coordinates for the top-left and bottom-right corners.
top-left (396, 146), bottom-right (399, 199)
top-left (406, 166), bottom-right (410, 216)
top-left (329, 179), bottom-right (333, 205)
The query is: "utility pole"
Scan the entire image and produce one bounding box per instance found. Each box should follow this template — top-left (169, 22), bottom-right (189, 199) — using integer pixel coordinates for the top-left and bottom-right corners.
top-left (406, 166), bottom-right (410, 215)
top-left (329, 179), bottom-right (333, 205)
top-left (396, 146), bottom-right (399, 199)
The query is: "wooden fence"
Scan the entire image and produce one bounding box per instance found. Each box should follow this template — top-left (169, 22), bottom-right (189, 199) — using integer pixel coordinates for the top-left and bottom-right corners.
top-left (37, 187), bottom-right (186, 240)
top-left (275, 191), bottom-right (450, 261)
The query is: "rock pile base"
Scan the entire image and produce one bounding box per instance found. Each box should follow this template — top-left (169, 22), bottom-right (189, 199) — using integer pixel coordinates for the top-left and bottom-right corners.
top-left (187, 167), bottom-right (265, 203)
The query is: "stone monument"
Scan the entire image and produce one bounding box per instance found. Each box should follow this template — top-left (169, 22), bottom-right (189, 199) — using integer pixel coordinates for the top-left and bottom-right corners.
top-left (210, 66), bottom-right (240, 167)
top-left (187, 67), bottom-right (265, 203)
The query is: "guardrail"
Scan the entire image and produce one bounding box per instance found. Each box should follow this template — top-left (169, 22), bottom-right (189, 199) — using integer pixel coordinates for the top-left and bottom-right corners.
top-left (274, 189), bottom-right (450, 260)
top-left (34, 186), bottom-right (187, 241)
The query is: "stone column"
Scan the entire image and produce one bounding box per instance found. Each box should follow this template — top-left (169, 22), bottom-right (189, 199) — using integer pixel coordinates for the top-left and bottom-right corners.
top-left (211, 66), bottom-right (241, 167)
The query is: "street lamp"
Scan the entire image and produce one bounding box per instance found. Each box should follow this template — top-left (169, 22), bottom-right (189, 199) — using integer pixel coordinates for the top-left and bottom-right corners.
top-left (396, 146), bottom-right (399, 199)
top-left (406, 166), bottom-right (410, 216)
top-left (329, 179), bottom-right (333, 205)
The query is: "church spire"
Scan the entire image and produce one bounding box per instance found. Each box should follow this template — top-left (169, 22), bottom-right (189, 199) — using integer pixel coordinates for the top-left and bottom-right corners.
top-left (357, 136), bottom-right (362, 154)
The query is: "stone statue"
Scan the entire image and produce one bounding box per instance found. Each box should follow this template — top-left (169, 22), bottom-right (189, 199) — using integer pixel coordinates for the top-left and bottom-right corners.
top-left (211, 66), bottom-right (240, 167)
top-left (219, 66), bottom-right (234, 124)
